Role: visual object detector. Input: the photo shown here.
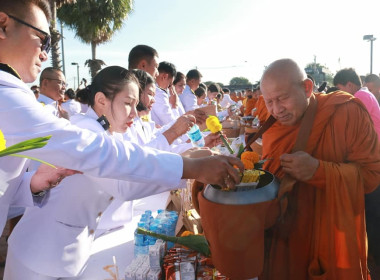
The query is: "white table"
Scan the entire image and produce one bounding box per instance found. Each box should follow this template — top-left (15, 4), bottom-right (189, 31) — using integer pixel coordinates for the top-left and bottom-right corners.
top-left (73, 192), bottom-right (170, 280)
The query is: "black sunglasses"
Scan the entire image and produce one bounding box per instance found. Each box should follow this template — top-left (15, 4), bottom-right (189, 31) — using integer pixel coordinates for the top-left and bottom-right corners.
top-left (8, 14), bottom-right (51, 54)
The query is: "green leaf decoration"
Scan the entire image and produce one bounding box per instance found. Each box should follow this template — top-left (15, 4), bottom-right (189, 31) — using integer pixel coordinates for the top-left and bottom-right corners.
top-left (237, 143), bottom-right (245, 158)
top-left (0, 136), bottom-right (52, 157)
top-left (219, 132), bottom-right (234, 154)
top-left (9, 154), bottom-right (56, 169)
top-left (137, 228), bottom-right (211, 257)
top-left (0, 135), bottom-right (55, 168)
top-left (254, 158), bottom-right (272, 170)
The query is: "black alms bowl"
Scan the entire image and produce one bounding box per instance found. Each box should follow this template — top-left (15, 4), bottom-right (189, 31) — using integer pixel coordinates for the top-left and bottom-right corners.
top-left (203, 170), bottom-right (279, 205)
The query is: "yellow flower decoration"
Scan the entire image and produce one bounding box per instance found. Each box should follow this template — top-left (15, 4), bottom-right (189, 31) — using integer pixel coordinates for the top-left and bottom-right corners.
top-left (0, 129), bottom-right (6, 151)
top-left (206, 115), bottom-right (222, 133)
top-left (241, 151), bottom-right (260, 164)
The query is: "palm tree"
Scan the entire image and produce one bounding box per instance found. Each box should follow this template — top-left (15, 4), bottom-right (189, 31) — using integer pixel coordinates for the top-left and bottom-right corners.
top-left (49, 0), bottom-right (76, 70)
top-left (57, 0), bottom-right (134, 79)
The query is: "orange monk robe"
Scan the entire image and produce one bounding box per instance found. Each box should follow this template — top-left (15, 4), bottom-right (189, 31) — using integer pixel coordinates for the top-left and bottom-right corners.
top-left (244, 97), bottom-right (257, 116)
top-left (260, 91), bottom-right (380, 280)
top-left (254, 95), bottom-right (270, 124)
top-left (231, 95), bottom-right (239, 103)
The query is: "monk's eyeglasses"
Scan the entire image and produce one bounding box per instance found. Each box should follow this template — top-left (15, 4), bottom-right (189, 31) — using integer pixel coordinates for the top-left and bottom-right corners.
top-left (7, 14), bottom-right (51, 54)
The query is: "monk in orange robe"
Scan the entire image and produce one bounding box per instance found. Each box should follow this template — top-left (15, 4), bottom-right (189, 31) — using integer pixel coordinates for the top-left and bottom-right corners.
top-left (259, 59), bottom-right (380, 280)
top-left (254, 94), bottom-right (270, 123)
top-left (244, 96), bottom-right (257, 116)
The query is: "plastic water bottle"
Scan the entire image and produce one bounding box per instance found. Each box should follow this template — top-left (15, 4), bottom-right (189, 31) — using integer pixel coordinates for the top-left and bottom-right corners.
top-left (187, 124), bottom-right (205, 147)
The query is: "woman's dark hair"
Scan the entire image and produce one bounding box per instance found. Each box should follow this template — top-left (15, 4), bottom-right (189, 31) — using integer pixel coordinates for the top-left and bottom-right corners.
top-left (132, 69), bottom-right (155, 112)
top-left (207, 83), bottom-right (221, 93)
top-left (75, 66), bottom-right (138, 107)
top-left (64, 88), bottom-right (75, 100)
top-left (173, 72), bottom-right (185, 85)
top-left (199, 82), bottom-right (207, 91)
top-left (194, 87), bottom-right (206, 98)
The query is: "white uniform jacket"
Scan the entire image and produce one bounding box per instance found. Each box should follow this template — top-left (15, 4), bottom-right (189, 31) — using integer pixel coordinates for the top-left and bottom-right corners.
top-left (8, 108), bottom-right (182, 277)
top-left (61, 98), bottom-right (82, 117)
top-left (0, 70), bottom-right (183, 235)
top-left (127, 117), bottom-right (193, 155)
top-left (220, 93), bottom-right (236, 109)
top-left (97, 117), bottom-right (192, 231)
top-left (150, 86), bottom-right (177, 127)
top-left (179, 85), bottom-right (198, 112)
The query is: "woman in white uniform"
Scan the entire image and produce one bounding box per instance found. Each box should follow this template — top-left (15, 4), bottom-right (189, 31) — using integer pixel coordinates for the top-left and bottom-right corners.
top-left (4, 66), bottom-right (189, 279)
top-left (97, 70), bottom-right (220, 235)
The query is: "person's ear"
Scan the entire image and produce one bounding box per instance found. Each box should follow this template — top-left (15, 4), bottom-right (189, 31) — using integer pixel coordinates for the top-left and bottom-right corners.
top-left (41, 78), bottom-right (49, 89)
top-left (94, 91), bottom-right (108, 110)
top-left (137, 59), bottom-right (147, 70)
top-left (0, 12), bottom-right (9, 39)
top-left (304, 78), bottom-right (314, 98)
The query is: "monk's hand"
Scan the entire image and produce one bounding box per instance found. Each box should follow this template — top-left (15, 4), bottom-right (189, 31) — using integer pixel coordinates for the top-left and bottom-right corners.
top-left (280, 151), bottom-right (319, 181)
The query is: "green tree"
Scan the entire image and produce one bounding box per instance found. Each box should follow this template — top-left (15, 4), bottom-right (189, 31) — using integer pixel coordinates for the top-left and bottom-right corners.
top-left (58, 0), bottom-right (133, 79)
top-left (305, 62), bottom-right (334, 87)
top-left (49, 0), bottom-right (76, 70)
top-left (229, 77), bottom-right (252, 86)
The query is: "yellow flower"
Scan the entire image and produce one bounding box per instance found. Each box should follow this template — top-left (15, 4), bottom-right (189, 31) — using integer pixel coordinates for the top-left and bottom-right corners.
top-left (206, 115), bottom-right (222, 133)
top-left (0, 129), bottom-right (6, 151)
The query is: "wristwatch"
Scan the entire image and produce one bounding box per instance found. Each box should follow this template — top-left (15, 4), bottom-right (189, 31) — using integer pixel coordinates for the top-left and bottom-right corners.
top-left (32, 190), bottom-right (47, 197)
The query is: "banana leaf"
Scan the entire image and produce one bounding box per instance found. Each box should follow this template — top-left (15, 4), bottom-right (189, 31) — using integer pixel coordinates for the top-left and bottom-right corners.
top-left (137, 227), bottom-right (211, 257)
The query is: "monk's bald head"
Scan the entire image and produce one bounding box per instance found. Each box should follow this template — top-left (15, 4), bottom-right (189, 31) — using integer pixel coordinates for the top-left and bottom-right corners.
top-left (262, 59), bottom-right (307, 87)
top-left (260, 59), bottom-right (313, 126)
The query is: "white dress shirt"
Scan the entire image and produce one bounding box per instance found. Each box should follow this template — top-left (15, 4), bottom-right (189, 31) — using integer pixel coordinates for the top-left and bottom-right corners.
top-left (7, 108), bottom-right (183, 277)
top-left (179, 85), bottom-right (198, 112)
top-left (220, 93), bottom-right (236, 109)
top-left (150, 86), bottom-right (177, 127)
top-left (37, 93), bottom-right (59, 117)
top-left (0, 70), bottom-right (183, 235)
top-left (61, 98), bottom-right (82, 117)
top-left (172, 98), bottom-right (186, 119)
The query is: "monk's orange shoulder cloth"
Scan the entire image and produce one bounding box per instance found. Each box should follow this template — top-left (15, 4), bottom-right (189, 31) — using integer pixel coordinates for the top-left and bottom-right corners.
top-left (254, 95), bottom-right (270, 124)
top-left (244, 98), bottom-right (257, 116)
top-left (260, 91), bottom-right (380, 280)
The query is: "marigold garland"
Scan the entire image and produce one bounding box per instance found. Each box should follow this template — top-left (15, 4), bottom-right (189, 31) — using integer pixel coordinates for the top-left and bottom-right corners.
top-left (241, 151), bottom-right (260, 165)
top-left (241, 159), bottom-right (254, 170)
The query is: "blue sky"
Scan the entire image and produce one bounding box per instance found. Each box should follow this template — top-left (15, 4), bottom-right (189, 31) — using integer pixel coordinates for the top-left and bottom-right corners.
top-left (39, 0), bottom-right (380, 88)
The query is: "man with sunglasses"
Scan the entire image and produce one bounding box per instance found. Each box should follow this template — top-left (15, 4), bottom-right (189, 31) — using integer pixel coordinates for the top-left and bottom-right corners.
top-left (0, 0), bottom-right (243, 246)
top-left (38, 67), bottom-right (69, 119)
